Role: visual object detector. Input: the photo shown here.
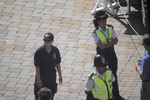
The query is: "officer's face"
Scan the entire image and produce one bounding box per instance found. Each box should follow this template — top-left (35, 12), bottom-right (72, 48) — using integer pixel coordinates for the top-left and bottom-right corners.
top-left (100, 19), bottom-right (106, 23)
top-left (98, 19), bottom-right (107, 27)
top-left (96, 67), bottom-right (107, 75)
top-left (44, 40), bottom-right (53, 47)
top-left (100, 19), bottom-right (106, 22)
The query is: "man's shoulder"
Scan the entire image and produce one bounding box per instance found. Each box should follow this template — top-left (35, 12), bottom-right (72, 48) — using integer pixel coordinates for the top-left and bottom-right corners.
top-left (52, 45), bottom-right (59, 52)
top-left (143, 53), bottom-right (150, 61)
top-left (34, 46), bottom-right (44, 56)
top-left (36, 45), bottom-right (44, 51)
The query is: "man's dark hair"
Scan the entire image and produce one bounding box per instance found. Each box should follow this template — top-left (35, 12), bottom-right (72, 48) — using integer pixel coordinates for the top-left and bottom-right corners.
top-left (143, 34), bottom-right (150, 46)
top-left (38, 87), bottom-right (52, 100)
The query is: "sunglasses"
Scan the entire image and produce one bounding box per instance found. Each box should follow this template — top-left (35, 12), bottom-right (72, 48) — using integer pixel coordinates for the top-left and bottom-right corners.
top-left (44, 40), bottom-right (52, 42)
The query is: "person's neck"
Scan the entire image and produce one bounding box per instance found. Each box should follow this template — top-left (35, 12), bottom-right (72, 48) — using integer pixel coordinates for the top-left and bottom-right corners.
top-left (100, 73), bottom-right (104, 75)
top-left (99, 25), bottom-right (106, 32)
top-left (97, 71), bottom-right (105, 75)
top-left (45, 46), bottom-right (51, 49)
top-left (102, 28), bottom-right (106, 32)
top-left (45, 45), bottom-right (52, 53)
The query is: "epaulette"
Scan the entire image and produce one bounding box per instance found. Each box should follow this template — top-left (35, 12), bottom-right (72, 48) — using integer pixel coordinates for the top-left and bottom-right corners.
top-left (107, 68), bottom-right (112, 71)
top-left (107, 24), bottom-right (113, 28)
top-left (93, 29), bottom-right (97, 33)
top-left (91, 29), bottom-right (97, 37)
top-left (88, 73), bottom-right (95, 80)
top-left (107, 68), bottom-right (111, 70)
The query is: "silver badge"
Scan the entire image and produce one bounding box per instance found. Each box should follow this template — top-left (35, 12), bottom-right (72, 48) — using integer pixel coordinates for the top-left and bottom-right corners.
top-left (101, 56), bottom-right (105, 64)
top-left (53, 53), bottom-right (56, 59)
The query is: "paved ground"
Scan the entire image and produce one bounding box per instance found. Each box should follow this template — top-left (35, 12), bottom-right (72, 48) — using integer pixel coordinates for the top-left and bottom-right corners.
top-left (0, 0), bottom-right (147, 100)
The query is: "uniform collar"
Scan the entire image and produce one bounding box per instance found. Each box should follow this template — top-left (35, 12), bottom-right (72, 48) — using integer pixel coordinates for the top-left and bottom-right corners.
top-left (95, 70), bottom-right (106, 76)
top-left (98, 25), bottom-right (108, 32)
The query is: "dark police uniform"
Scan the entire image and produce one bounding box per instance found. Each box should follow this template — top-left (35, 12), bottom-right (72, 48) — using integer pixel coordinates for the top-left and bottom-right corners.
top-left (34, 45), bottom-right (61, 99)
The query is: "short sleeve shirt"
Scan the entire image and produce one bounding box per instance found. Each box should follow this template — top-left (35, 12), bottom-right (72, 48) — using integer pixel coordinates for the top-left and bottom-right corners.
top-left (93, 25), bottom-right (117, 44)
top-left (85, 70), bottom-right (115, 91)
top-left (34, 45), bottom-right (61, 83)
top-left (140, 51), bottom-right (150, 80)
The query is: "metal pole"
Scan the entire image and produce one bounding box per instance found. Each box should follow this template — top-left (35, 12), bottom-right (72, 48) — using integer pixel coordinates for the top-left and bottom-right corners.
top-left (127, 0), bottom-right (130, 13)
top-left (146, 0), bottom-right (150, 34)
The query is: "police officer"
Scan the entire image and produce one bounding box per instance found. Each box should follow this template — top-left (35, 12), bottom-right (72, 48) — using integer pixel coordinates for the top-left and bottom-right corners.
top-left (92, 10), bottom-right (125, 100)
top-left (85, 54), bottom-right (115, 100)
top-left (34, 32), bottom-right (63, 100)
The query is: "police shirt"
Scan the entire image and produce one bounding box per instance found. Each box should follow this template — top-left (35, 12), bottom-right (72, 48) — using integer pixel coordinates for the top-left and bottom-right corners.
top-left (34, 45), bottom-right (61, 84)
top-left (93, 25), bottom-right (117, 44)
top-left (85, 70), bottom-right (115, 91)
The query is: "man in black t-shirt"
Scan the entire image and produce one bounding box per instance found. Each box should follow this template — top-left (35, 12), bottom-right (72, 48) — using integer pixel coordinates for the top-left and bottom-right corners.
top-left (34, 32), bottom-right (63, 100)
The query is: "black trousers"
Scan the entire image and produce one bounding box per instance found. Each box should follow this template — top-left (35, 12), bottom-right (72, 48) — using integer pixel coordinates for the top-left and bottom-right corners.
top-left (86, 93), bottom-right (113, 100)
top-left (34, 75), bottom-right (57, 100)
top-left (96, 47), bottom-right (120, 98)
top-left (141, 81), bottom-right (150, 100)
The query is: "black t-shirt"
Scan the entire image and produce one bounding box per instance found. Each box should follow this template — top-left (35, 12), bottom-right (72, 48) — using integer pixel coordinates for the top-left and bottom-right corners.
top-left (34, 45), bottom-right (61, 85)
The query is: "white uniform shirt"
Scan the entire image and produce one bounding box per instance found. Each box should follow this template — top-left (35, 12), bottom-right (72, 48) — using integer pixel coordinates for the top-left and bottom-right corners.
top-left (93, 25), bottom-right (117, 44)
top-left (85, 70), bottom-right (115, 91)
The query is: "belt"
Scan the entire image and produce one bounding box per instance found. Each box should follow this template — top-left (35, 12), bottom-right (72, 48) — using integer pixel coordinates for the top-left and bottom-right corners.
top-left (97, 46), bottom-right (114, 52)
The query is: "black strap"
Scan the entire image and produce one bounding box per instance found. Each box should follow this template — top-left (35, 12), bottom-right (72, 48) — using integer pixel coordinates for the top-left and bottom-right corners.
top-left (97, 74), bottom-right (110, 100)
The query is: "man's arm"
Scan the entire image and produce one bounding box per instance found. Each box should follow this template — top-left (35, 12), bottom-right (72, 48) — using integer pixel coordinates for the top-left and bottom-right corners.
top-left (85, 91), bottom-right (94, 100)
top-left (135, 63), bottom-right (147, 80)
top-left (56, 64), bottom-right (63, 84)
top-left (36, 66), bottom-right (42, 88)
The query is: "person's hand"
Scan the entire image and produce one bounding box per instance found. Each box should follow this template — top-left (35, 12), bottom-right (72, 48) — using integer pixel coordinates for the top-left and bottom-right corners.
top-left (59, 77), bottom-right (63, 85)
top-left (135, 63), bottom-right (140, 72)
top-left (135, 60), bottom-right (141, 72)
